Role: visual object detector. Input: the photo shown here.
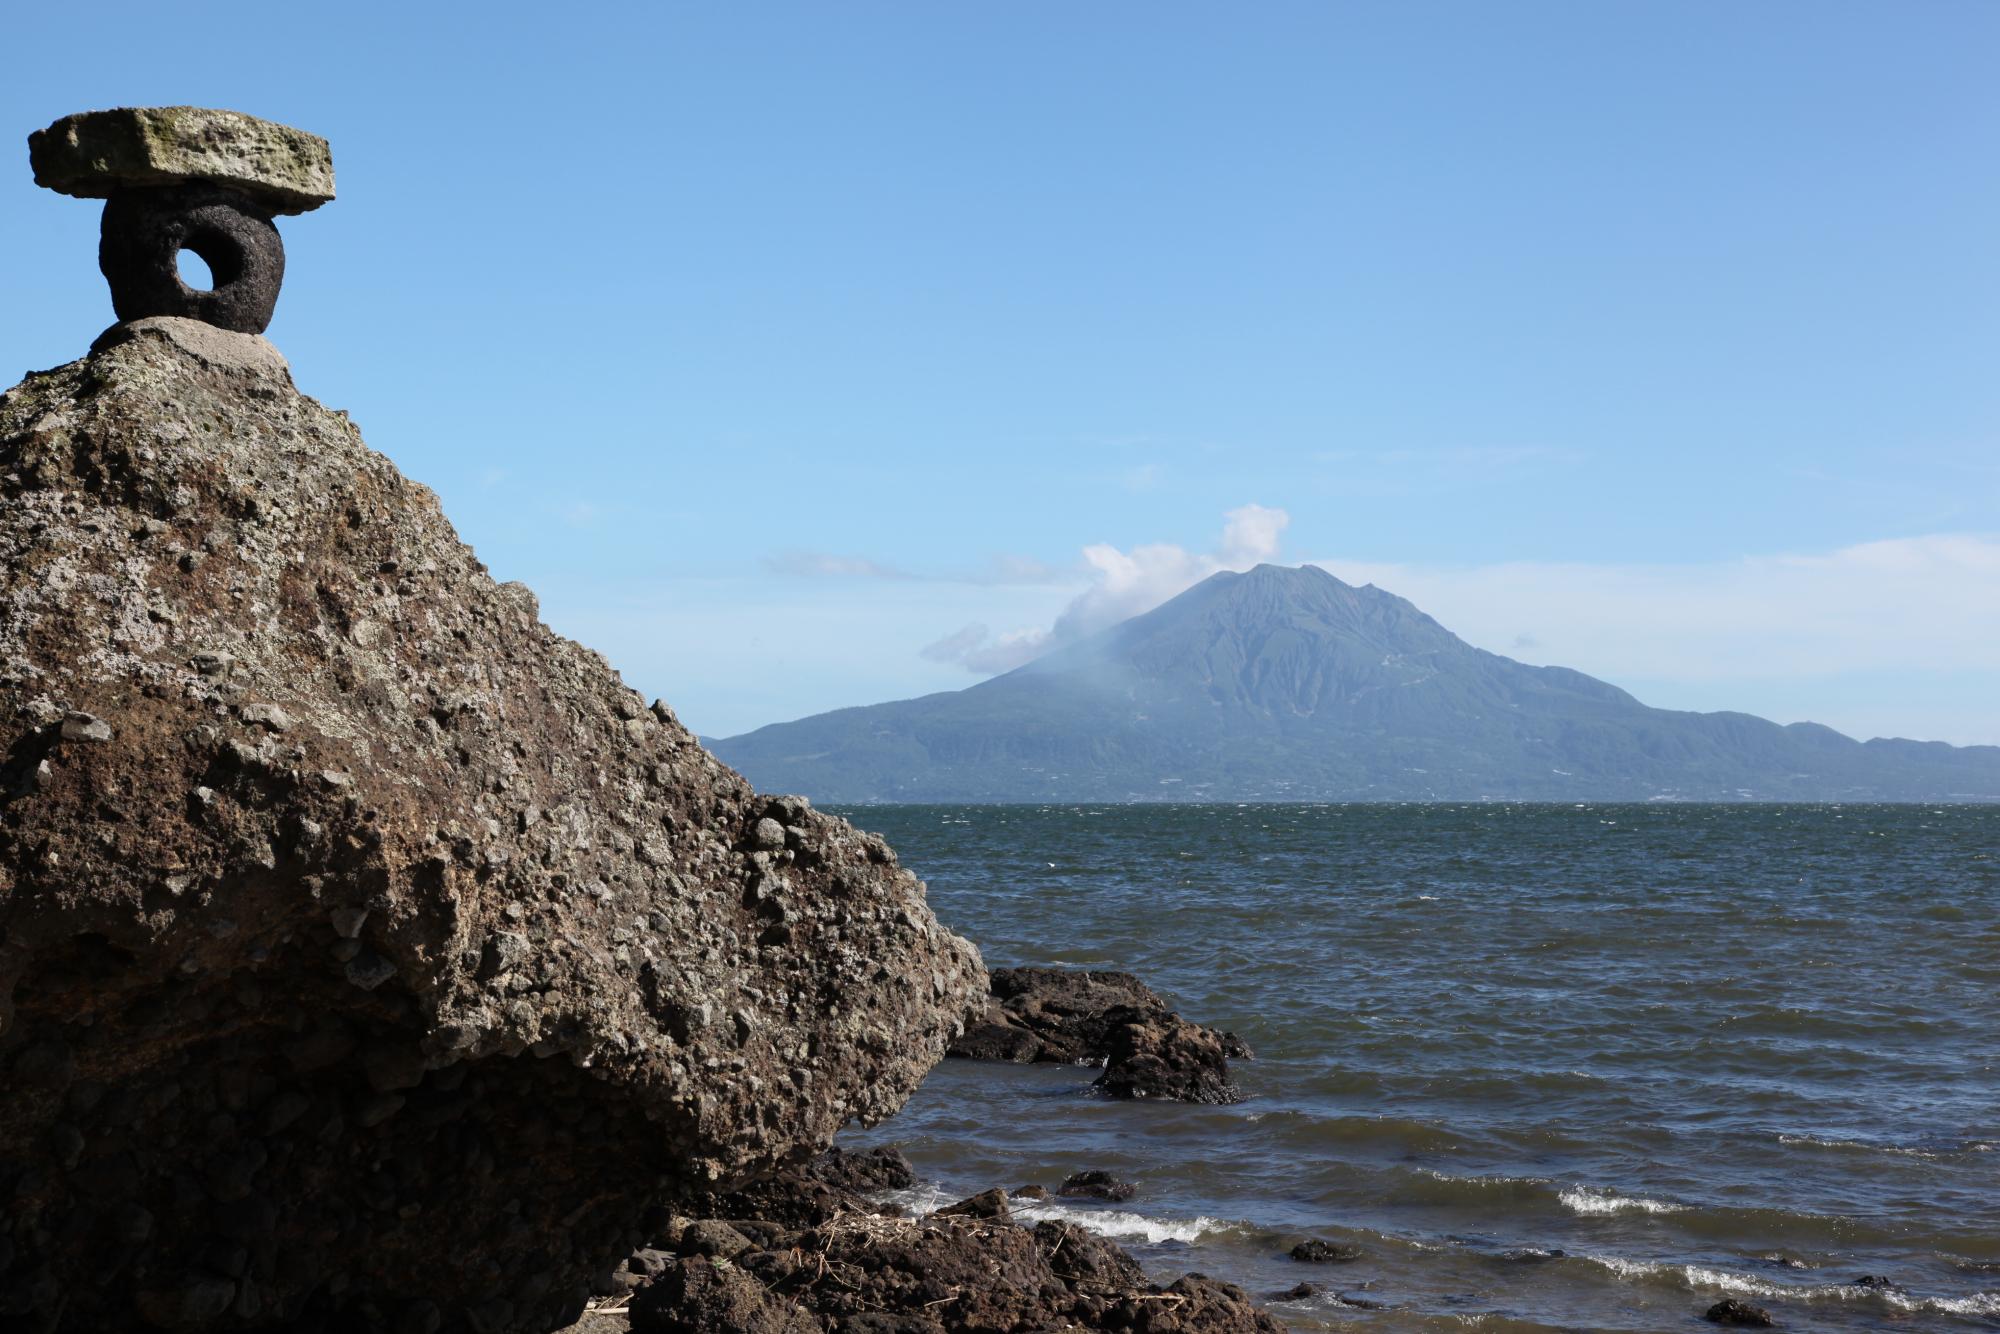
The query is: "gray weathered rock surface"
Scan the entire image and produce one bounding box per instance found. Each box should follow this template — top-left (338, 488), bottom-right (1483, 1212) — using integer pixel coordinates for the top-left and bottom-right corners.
top-left (0, 318), bottom-right (985, 1331)
top-left (29, 107), bottom-right (335, 213)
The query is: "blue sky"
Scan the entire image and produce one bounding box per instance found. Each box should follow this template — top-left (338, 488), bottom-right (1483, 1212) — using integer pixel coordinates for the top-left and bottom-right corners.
top-left (3, 3), bottom-right (1996, 742)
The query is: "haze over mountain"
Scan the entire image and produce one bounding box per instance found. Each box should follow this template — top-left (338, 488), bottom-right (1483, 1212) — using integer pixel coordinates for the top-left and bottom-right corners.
top-left (712, 564), bottom-right (2000, 803)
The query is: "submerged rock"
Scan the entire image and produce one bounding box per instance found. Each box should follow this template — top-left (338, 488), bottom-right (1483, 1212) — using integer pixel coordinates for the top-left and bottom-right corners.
top-left (1290, 1238), bottom-right (1365, 1264)
top-left (0, 319), bottom-right (986, 1331)
top-left (1059, 1169), bottom-right (1138, 1202)
top-left (1705, 1297), bottom-right (1777, 1326)
top-left (949, 964), bottom-right (1250, 1101)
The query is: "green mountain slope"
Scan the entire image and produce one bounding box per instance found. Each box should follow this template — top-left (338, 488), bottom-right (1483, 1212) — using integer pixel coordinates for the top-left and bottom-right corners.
top-left (712, 564), bottom-right (2000, 802)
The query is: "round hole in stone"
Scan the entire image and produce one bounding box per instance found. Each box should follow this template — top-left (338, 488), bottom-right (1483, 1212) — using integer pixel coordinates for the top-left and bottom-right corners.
top-left (176, 247), bottom-right (215, 292)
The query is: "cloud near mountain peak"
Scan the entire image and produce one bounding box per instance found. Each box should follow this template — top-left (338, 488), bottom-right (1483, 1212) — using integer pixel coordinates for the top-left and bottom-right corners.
top-left (921, 504), bottom-right (1291, 675)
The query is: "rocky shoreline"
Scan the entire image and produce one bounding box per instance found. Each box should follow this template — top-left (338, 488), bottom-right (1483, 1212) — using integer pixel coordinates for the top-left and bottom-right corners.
top-left (548, 967), bottom-right (1285, 1331)
top-left (0, 316), bottom-right (1282, 1331)
top-left (558, 1146), bottom-right (1284, 1334)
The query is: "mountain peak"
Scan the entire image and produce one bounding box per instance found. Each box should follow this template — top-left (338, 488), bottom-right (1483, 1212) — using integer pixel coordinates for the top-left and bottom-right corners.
top-left (713, 567), bottom-right (2000, 803)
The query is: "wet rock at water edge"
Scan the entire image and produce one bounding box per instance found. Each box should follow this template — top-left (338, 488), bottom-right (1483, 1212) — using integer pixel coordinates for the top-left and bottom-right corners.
top-left (1705, 1297), bottom-right (1777, 1326)
top-left (951, 965), bottom-right (1253, 1082)
top-left (1290, 1238), bottom-right (1365, 1263)
top-left (1059, 1169), bottom-right (1138, 1201)
top-left (1093, 1002), bottom-right (1244, 1103)
top-left (936, 1187), bottom-right (1012, 1221)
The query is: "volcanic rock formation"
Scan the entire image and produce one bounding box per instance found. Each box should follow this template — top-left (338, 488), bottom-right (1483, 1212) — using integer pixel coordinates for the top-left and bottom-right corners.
top-left (950, 965), bottom-right (1250, 1102)
top-left (0, 317), bottom-right (986, 1332)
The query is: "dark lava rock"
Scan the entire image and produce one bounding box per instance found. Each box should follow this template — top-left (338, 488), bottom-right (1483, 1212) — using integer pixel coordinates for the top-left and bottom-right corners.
top-left (1270, 1281), bottom-right (1323, 1300)
top-left (678, 1145), bottom-right (919, 1229)
top-left (1093, 1003), bottom-right (1244, 1103)
top-left (0, 321), bottom-right (986, 1332)
top-left (1705, 1298), bottom-right (1777, 1326)
top-left (804, 1145), bottom-right (916, 1195)
top-left (951, 965), bottom-right (1253, 1099)
top-left (629, 1254), bottom-right (814, 1334)
top-left (677, 1220), bottom-right (754, 1261)
top-left (936, 1187), bottom-right (1012, 1221)
top-left (631, 1208), bottom-right (1283, 1333)
top-left (1060, 1169), bottom-right (1138, 1202)
top-left (1013, 1183), bottom-right (1052, 1200)
top-left (1851, 1274), bottom-right (1900, 1290)
top-left (1290, 1239), bottom-right (1365, 1263)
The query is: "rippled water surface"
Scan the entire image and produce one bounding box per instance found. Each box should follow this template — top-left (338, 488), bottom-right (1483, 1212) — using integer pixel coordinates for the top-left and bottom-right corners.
top-left (837, 804), bottom-right (2000, 1331)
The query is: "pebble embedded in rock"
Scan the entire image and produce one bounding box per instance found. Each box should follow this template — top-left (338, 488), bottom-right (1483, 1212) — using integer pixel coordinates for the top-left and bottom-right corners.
top-left (343, 950), bottom-right (397, 991)
top-left (240, 702), bottom-right (293, 731)
top-left (59, 711), bottom-right (113, 742)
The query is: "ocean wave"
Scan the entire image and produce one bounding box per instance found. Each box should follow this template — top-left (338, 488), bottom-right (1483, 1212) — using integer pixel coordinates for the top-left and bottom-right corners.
top-left (1587, 1256), bottom-right (2000, 1317)
top-left (1778, 1131), bottom-right (1995, 1160)
top-left (1558, 1186), bottom-right (1686, 1216)
top-left (1008, 1197), bottom-right (1230, 1245)
top-left (1777, 1132), bottom-right (1939, 1159)
top-left (873, 1184), bottom-right (1228, 1246)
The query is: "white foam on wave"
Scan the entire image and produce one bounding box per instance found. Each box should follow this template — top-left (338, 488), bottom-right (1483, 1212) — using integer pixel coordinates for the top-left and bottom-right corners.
top-left (1588, 1256), bottom-right (2000, 1316)
top-left (872, 1183), bottom-right (1228, 1247)
top-left (1010, 1197), bottom-right (1228, 1245)
top-left (1559, 1186), bottom-right (1686, 1216)
top-left (1777, 1133), bottom-right (1941, 1159)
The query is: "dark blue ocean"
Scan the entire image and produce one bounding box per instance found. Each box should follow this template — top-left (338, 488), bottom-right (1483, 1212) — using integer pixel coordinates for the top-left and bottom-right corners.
top-left (838, 804), bottom-right (1999, 1332)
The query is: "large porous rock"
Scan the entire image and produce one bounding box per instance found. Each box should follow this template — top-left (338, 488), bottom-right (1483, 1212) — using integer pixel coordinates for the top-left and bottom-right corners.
top-left (949, 964), bottom-right (1249, 1102)
top-left (0, 318), bottom-right (986, 1333)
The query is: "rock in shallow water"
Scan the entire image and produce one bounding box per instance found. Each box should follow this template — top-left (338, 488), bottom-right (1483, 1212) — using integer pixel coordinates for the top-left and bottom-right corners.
top-left (949, 964), bottom-right (1250, 1102)
top-left (1705, 1297), bottom-right (1776, 1326)
top-left (0, 319), bottom-right (985, 1331)
top-left (1059, 1169), bottom-right (1138, 1202)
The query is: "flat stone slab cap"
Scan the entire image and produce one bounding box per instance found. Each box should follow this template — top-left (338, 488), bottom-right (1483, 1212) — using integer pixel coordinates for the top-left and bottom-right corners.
top-left (30, 107), bottom-right (333, 214)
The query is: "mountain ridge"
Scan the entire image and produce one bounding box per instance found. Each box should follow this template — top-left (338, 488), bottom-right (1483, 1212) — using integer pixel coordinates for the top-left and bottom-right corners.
top-left (712, 564), bottom-right (2000, 803)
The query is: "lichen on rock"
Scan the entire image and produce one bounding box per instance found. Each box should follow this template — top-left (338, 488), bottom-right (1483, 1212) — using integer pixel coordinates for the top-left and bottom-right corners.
top-left (0, 317), bottom-right (986, 1332)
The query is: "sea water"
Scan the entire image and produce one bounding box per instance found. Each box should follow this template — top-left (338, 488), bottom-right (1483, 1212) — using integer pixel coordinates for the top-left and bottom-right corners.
top-left (837, 803), bottom-right (2000, 1332)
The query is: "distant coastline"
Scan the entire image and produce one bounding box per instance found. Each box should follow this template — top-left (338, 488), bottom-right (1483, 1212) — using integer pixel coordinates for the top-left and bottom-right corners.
top-left (713, 565), bottom-right (2000, 804)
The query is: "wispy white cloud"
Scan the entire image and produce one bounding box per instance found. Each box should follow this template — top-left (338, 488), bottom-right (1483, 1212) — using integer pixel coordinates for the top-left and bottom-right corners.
top-left (765, 551), bottom-right (915, 580)
top-left (923, 503), bottom-right (1291, 674)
